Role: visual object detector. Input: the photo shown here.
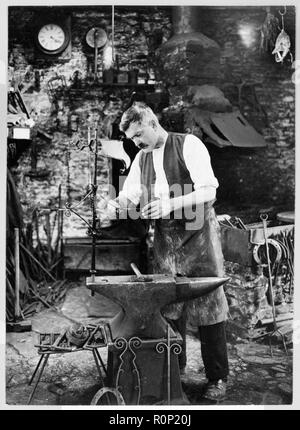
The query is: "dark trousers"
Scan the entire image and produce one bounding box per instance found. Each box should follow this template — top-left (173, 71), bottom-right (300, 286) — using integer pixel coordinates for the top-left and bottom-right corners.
top-left (171, 315), bottom-right (229, 381)
top-left (199, 321), bottom-right (229, 381)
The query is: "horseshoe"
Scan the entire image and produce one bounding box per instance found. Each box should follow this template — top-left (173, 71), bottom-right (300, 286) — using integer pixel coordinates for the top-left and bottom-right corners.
top-left (253, 238), bottom-right (282, 265)
top-left (90, 387), bottom-right (126, 405)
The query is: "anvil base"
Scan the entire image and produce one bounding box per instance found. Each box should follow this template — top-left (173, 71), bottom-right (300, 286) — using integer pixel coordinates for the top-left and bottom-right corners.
top-left (106, 332), bottom-right (189, 405)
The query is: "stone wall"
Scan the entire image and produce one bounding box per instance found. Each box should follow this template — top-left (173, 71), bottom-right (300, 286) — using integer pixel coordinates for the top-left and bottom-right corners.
top-left (8, 6), bottom-right (172, 236)
top-left (159, 6), bottom-right (295, 218)
top-left (8, 6), bottom-right (295, 232)
top-left (205, 6), bottom-right (295, 216)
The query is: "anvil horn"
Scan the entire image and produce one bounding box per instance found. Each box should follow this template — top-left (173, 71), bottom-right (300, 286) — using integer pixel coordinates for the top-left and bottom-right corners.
top-left (174, 277), bottom-right (230, 303)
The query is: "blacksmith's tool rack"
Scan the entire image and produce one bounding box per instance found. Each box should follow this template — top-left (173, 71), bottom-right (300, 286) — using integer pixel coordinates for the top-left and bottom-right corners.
top-left (27, 323), bottom-right (111, 404)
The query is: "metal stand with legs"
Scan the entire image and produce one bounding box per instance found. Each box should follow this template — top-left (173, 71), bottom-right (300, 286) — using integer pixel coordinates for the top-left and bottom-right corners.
top-left (27, 324), bottom-right (110, 404)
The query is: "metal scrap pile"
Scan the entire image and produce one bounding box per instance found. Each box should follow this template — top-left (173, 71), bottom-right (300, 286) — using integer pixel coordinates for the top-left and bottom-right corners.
top-left (219, 214), bottom-right (294, 346)
top-left (6, 200), bottom-right (67, 324)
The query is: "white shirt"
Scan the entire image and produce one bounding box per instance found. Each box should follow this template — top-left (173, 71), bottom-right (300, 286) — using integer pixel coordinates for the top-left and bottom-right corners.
top-left (119, 134), bottom-right (219, 205)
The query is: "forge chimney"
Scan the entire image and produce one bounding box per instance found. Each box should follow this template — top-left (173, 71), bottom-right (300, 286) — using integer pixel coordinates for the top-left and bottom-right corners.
top-left (157, 6), bottom-right (222, 87)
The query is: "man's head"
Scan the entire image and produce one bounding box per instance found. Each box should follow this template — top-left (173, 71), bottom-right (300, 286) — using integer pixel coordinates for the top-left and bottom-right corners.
top-left (120, 102), bottom-right (166, 153)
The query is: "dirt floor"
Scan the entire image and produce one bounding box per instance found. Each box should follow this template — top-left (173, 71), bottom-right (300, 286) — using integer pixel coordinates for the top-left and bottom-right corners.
top-left (6, 281), bottom-right (293, 406)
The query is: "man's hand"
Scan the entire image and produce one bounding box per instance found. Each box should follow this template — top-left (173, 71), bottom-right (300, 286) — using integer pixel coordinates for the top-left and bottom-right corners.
top-left (141, 198), bottom-right (173, 219)
top-left (98, 198), bottom-right (120, 220)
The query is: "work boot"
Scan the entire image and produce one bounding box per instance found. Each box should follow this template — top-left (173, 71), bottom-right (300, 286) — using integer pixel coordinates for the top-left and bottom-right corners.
top-left (202, 379), bottom-right (227, 401)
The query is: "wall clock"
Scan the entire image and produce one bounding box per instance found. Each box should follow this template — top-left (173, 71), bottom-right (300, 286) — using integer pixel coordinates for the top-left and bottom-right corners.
top-left (35, 17), bottom-right (71, 56)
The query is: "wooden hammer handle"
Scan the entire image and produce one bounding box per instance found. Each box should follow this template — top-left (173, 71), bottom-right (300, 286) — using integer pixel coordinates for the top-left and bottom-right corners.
top-left (130, 263), bottom-right (143, 278)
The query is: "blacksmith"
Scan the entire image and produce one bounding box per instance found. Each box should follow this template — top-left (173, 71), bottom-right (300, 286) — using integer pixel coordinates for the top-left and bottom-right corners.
top-left (102, 102), bottom-right (229, 401)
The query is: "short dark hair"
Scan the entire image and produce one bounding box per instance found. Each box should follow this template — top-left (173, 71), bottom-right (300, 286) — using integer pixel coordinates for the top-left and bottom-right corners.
top-left (120, 102), bottom-right (158, 133)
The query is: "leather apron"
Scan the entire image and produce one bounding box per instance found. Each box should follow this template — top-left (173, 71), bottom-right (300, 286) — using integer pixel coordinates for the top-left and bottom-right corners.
top-left (152, 200), bottom-right (229, 327)
top-left (140, 133), bottom-right (229, 327)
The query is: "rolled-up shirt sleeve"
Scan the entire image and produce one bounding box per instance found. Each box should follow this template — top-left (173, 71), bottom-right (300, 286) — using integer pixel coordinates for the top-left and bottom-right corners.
top-left (118, 151), bottom-right (142, 206)
top-left (183, 134), bottom-right (219, 190)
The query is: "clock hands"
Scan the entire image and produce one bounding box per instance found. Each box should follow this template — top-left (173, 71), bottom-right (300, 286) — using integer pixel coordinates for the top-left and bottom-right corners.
top-left (50, 35), bottom-right (62, 44)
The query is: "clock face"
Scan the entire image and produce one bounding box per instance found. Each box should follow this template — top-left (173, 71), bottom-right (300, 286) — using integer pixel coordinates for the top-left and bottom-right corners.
top-left (37, 23), bottom-right (67, 53)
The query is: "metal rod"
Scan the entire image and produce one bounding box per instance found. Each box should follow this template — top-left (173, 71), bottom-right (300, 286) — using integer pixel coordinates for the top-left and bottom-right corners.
top-left (65, 188), bottom-right (94, 211)
top-left (28, 354), bottom-right (44, 385)
top-left (237, 217), bottom-right (247, 230)
top-left (34, 209), bottom-right (41, 250)
top-left (54, 184), bottom-right (62, 276)
top-left (260, 214), bottom-right (277, 331)
top-left (16, 89), bottom-right (30, 118)
top-left (14, 228), bottom-right (20, 319)
top-left (130, 263), bottom-right (142, 278)
top-left (90, 125), bottom-right (98, 290)
top-left (88, 127), bottom-right (92, 184)
top-left (45, 212), bottom-right (52, 267)
top-left (20, 243), bottom-right (56, 281)
top-left (94, 348), bottom-right (108, 377)
top-left (66, 149), bottom-right (71, 206)
top-left (112, 5), bottom-right (115, 64)
top-left (167, 324), bottom-right (171, 405)
top-left (27, 354), bottom-right (49, 404)
top-left (60, 196), bottom-right (64, 261)
top-left (94, 29), bottom-right (98, 80)
top-left (92, 349), bottom-right (105, 387)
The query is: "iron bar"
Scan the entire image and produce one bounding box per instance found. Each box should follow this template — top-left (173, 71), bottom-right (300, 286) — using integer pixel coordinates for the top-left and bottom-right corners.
top-left (90, 125), bottom-right (98, 286)
top-left (155, 324), bottom-right (182, 405)
top-left (261, 214), bottom-right (277, 330)
top-left (14, 228), bottom-right (20, 319)
top-left (19, 243), bottom-right (56, 281)
top-left (92, 348), bottom-right (105, 386)
top-left (27, 354), bottom-right (50, 404)
top-left (45, 212), bottom-right (52, 267)
top-left (28, 354), bottom-right (45, 385)
top-left (94, 348), bottom-right (108, 377)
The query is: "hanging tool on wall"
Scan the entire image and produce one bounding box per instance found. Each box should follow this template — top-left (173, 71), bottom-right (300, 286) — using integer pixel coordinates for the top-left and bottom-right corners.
top-left (47, 74), bottom-right (67, 114)
top-left (272, 6), bottom-right (293, 64)
top-left (85, 27), bottom-right (108, 81)
top-left (8, 85), bottom-right (35, 139)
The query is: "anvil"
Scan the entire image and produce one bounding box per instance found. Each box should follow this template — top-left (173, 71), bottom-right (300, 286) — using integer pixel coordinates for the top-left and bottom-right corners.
top-left (86, 274), bottom-right (229, 339)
